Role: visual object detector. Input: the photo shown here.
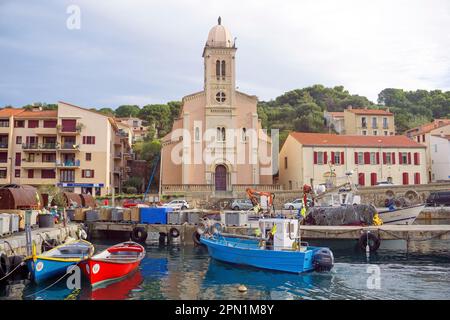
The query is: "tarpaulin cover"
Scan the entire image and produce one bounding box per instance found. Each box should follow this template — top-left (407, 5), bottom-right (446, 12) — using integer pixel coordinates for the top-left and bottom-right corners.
top-left (0, 185), bottom-right (43, 209)
top-left (304, 204), bottom-right (377, 226)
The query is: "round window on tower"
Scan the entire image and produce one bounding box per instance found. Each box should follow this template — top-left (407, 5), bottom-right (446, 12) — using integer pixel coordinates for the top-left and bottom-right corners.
top-left (216, 91), bottom-right (226, 103)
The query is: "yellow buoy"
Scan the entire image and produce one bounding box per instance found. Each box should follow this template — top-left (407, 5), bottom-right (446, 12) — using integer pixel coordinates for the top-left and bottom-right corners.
top-left (238, 285), bottom-right (248, 293)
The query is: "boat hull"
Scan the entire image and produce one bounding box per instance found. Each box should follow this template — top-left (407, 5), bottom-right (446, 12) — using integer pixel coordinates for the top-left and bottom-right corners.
top-left (378, 204), bottom-right (425, 225)
top-left (26, 258), bottom-right (77, 284)
top-left (80, 259), bottom-right (141, 288)
top-left (200, 236), bottom-right (318, 274)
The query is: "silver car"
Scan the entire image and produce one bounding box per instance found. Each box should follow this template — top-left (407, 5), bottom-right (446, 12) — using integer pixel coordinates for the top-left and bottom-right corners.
top-left (230, 199), bottom-right (254, 211)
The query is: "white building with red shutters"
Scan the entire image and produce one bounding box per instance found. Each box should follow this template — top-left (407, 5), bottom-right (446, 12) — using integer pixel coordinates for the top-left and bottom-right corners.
top-left (279, 132), bottom-right (427, 190)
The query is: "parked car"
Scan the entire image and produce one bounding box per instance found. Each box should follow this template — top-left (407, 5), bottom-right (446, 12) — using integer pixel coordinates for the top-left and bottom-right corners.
top-left (122, 199), bottom-right (143, 208)
top-left (161, 199), bottom-right (189, 210)
top-left (426, 191), bottom-right (450, 206)
top-left (283, 199), bottom-right (304, 210)
top-left (230, 199), bottom-right (254, 211)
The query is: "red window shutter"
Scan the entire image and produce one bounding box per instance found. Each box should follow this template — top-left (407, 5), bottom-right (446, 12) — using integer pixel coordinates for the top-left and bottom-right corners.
top-left (341, 152), bottom-right (345, 165)
top-left (398, 152), bottom-right (402, 164)
top-left (364, 152), bottom-right (370, 164)
top-left (414, 172), bottom-right (420, 184)
top-left (376, 152), bottom-right (380, 164)
top-left (392, 152), bottom-right (396, 164)
top-left (93, 137), bottom-right (95, 144)
top-left (383, 152), bottom-right (387, 164)
top-left (81, 170), bottom-right (85, 178)
top-left (91, 170), bottom-right (94, 178)
top-left (408, 153), bottom-right (411, 164)
top-left (402, 172), bottom-right (409, 185)
top-left (313, 152), bottom-right (318, 164)
top-left (371, 173), bottom-right (377, 186)
top-left (331, 152), bottom-right (335, 164)
top-left (323, 152), bottom-right (328, 164)
top-left (354, 152), bottom-right (358, 164)
top-left (82, 136), bottom-right (86, 144)
top-left (15, 153), bottom-right (21, 166)
top-left (358, 173), bottom-right (365, 186)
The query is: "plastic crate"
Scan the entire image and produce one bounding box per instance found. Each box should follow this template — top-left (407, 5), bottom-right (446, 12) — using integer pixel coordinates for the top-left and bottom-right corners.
top-left (86, 210), bottom-right (100, 222)
top-left (111, 208), bottom-right (124, 222)
top-left (224, 211), bottom-right (248, 226)
top-left (0, 214), bottom-right (11, 236)
top-left (186, 210), bottom-right (203, 225)
top-left (140, 207), bottom-right (171, 224)
top-left (167, 211), bottom-right (186, 225)
top-left (9, 213), bottom-right (19, 233)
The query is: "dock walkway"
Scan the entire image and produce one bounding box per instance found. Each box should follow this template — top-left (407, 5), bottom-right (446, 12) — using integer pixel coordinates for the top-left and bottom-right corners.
top-left (0, 224), bottom-right (80, 256)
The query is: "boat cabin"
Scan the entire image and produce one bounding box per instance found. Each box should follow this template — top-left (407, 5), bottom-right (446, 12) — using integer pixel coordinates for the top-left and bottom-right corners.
top-left (258, 218), bottom-right (300, 250)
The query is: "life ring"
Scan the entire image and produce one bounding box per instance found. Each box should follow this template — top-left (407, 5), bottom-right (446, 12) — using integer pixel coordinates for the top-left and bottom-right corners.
top-left (131, 227), bottom-right (148, 243)
top-left (169, 227), bottom-right (180, 238)
top-left (358, 232), bottom-right (381, 252)
top-left (0, 252), bottom-right (11, 280)
top-left (192, 231), bottom-right (203, 246)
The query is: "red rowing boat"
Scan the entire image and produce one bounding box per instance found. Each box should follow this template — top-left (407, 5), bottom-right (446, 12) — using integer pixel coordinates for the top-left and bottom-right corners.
top-left (80, 241), bottom-right (145, 287)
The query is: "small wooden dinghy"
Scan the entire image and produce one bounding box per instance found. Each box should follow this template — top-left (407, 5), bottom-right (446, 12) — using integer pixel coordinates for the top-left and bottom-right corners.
top-left (80, 241), bottom-right (145, 287)
top-left (26, 239), bottom-right (94, 284)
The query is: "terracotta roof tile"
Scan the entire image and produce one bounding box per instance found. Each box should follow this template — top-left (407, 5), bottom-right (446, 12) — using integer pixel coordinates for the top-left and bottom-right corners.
top-left (347, 108), bottom-right (393, 116)
top-left (406, 119), bottom-right (450, 135)
top-left (0, 108), bottom-right (25, 117)
top-left (15, 110), bottom-right (57, 118)
top-left (290, 132), bottom-right (424, 148)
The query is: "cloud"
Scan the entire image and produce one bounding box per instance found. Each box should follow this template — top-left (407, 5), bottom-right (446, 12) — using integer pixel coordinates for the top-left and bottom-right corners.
top-left (0, 0), bottom-right (449, 108)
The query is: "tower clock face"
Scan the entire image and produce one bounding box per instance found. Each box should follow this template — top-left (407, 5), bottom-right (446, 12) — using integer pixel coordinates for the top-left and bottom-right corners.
top-left (216, 91), bottom-right (226, 103)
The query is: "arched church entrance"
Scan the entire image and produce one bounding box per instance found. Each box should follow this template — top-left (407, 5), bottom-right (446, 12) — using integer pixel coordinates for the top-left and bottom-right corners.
top-left (214, 165), bottom-right (227, 191)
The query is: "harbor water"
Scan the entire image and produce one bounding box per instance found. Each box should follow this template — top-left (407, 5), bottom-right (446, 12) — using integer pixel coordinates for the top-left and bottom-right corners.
top-left (1, 236), bottom-right (449, 300)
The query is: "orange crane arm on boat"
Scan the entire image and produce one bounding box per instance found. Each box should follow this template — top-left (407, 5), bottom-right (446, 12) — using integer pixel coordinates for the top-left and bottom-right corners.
top-left (246, 188), bottom-right (275, 215)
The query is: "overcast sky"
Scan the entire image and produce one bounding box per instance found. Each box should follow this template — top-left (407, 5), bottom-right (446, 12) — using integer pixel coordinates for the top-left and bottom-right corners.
top-left (1, 0), bottom-right (449, 109)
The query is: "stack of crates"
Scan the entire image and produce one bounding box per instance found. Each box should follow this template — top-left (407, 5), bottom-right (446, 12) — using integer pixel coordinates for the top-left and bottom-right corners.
top-left (0, 214), bottom-right (11, 237)
top-left (9, 213), bottom-right (19, 233)
top-left (167, 211), bottom-right (186, 225)
top-left (224, 211), bottom-right (248, 226)
top-left (185, 210), bottom-right (203, 225)
top-left (111, 208), bottom-right (124, 222)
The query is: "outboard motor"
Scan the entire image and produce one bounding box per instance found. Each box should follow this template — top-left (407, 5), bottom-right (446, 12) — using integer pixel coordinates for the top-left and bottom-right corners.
top-left (313, 248), bottom-right (334, 272)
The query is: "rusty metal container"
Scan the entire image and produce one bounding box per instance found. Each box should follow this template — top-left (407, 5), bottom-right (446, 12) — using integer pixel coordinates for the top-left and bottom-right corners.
top-left (0, 184), bottom-right (43, 210)
top-left (80, 193), bottom-right (96, 208)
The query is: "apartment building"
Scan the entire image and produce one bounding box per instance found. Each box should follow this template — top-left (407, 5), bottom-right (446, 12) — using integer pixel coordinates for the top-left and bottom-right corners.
top-left (115, 117), bottom-right (149, 143)
top-left (0, 102), bottom-right (132, 196)
top-left (279, 132), bottom-right (426, 190)
top-left (343, 106), bottom-right (395, 136)
top-left (324, 111), bottom-right (345, 134)
top-left (405, 119), bottom-right (450, 182)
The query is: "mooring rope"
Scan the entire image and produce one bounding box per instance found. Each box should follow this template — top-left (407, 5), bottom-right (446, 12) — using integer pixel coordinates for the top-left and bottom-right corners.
top-left (0, 261), bottom-right (25, 281)
top-left (379, 229), bottom-right (450, 242)
top-left (25, 264), bottom-right (78, 298)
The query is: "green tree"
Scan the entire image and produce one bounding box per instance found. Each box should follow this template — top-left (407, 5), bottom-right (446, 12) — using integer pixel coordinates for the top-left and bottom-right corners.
top-left (115, 105), bottom-right (140, 118)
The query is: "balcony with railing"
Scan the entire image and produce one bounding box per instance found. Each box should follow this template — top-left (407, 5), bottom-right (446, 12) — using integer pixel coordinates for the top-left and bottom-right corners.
top-left (0, 142), bottom-right (8, 149)
top-left (58, 143), bottom-right (80, 151)
top-left (22, 142), bottom-right (58, 151)
top-left (57, 123), bottom-right (83, 135)
top-left (0, 121), bottom-right (9, 133)
top-left (56, 159), bottom-right (80, 168)
top-left (21, 160), bottom-right (57, 169)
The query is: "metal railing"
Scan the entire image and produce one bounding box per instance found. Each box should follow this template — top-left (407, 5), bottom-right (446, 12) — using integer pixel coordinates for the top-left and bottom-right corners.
top-left (56, 159), bottom-right (80, 167)
top-left (22, 143), bottom-right (58, 150)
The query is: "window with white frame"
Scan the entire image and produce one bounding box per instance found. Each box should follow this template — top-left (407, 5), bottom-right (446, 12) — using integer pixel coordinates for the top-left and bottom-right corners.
top-left (370, 152), bottom-right (376, 164)
top-left (358, 152), bottom-right (364, 164)
top-left (334, 152), bottom-right (341, 165)
top-left (317, 152), bottom-right (324, 164)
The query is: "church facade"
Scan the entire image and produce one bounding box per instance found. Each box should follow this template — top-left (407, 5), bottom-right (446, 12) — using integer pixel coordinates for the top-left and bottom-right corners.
top-left (161, 18), bottom-right (274, 193)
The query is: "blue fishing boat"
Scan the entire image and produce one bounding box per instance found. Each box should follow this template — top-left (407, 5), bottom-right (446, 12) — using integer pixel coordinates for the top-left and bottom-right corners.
top-left (26, 239), bottom-right (94, 284)
top-left (200, 218), bottom-right (334, 274)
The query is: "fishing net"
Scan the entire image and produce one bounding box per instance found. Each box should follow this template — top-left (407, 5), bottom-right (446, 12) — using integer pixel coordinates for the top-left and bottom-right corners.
top-left (304, 204), bottom-right (378, 226)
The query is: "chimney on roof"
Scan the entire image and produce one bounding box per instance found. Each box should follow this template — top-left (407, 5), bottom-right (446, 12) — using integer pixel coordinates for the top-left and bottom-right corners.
top-left (364, 106), bottom-right (368, 110)
top-left (31, 103), bottom-right (42, 112)
top-left (347, 105), bottom-right (352, 110)
top-left (386, 108), bottom-right (390, 113)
